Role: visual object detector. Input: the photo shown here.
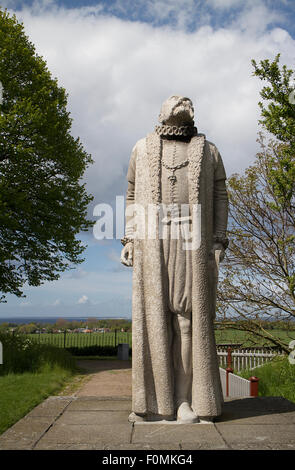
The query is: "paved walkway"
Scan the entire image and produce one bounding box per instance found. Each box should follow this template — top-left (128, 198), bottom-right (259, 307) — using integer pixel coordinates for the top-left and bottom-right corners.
top-left (74, 359), bottom-right (132, 397)
top-left (1, 360), bottom-right (295, 450)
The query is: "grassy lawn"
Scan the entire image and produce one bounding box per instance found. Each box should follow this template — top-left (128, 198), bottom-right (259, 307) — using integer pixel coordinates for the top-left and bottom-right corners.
top-left (27, 331), bottom-right (132, 348)
top-left (0, 333), bottom-right (78, 435)
top-left (215, 328), bottom-right (295, 347)
top-left (0, 364), bottom-right (76, 435)
top-left (239, 356), bottom-right (295, 403)
top-left (24, 328), bottom-right (295, 349)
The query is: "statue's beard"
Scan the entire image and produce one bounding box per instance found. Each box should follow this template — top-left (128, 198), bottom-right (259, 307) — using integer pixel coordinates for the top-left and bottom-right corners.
top-left (162, 103), bottom-right (194, 126)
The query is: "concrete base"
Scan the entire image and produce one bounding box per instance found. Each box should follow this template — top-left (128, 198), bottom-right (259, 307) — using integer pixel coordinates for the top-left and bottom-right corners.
top-left (0, 396), bottom-right (295, 450)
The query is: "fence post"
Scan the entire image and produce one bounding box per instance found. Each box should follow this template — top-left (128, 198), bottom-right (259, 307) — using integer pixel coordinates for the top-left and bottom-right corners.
top-left (249, 376), bottom-right (259, 397)
top-left (115, 329), bottom-right (117, 347)
top-left (63, 330), bottom-right (66, 349)
top-left (226, 367), bottom-right (233, 397)
top-left (227, 347), bottom-right (232, 368)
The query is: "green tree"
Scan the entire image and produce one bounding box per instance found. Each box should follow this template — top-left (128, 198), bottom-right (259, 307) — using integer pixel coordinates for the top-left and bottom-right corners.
top-left (0, 10), bottom-right (93, 301)
top-left (18, 322), bottom-right (37, 334)
top-left (217, 56), bottom-right (295, 352)
top-left (252, 54), bottom-right (295, 208)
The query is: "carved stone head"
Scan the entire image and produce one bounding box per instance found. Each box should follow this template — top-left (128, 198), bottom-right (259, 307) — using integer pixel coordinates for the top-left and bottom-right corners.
top-left (158, 95), bottom-right (194, 126)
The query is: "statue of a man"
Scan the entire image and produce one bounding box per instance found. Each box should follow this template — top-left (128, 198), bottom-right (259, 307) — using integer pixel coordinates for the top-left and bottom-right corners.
top-left (121, 95), bottom-right (228, 423)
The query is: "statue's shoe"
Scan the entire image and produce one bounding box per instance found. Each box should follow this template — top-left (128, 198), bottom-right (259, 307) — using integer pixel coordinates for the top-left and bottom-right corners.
top-left (176, 402), bottom-right (199, 424)
top-left (128, 412), bottom-right (146, 423)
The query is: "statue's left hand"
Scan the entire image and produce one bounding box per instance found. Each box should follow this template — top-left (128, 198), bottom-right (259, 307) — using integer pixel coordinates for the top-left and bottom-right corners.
top-left (120, 242), bottom-right (134, 267)
top-left (212, 242), bottom-right (225, 263)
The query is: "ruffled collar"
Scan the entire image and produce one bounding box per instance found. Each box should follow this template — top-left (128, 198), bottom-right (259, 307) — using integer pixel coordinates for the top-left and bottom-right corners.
top-left (155, 124), bottom-right (198, 138)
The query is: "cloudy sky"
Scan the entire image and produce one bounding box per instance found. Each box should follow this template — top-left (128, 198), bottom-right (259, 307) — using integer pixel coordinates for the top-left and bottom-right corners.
top-left (0, 0), bottom-right (294, 319)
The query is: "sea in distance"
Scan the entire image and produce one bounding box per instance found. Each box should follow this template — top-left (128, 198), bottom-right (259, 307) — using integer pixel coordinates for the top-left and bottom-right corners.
top-left (0, 316), bottom-right (131, 325)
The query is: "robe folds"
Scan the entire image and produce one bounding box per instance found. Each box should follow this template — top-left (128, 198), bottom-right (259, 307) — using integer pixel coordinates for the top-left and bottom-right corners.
top-left (128, 132), bottom-right (228, 419)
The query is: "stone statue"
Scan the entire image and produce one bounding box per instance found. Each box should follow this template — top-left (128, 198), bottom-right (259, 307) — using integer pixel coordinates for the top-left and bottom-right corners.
top-left (120, 95), bottom-right (229, 423)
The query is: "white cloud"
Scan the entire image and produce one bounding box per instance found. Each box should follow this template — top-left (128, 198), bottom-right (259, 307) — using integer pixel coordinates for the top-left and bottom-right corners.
top-left (232, 4), bottom-right (285, 34)
top-left (77, 294), bottom-right (89, 304)
top-left (6, 1), bottom-right (292, 214)
top-left (144, 0), bottom-right (197, 29)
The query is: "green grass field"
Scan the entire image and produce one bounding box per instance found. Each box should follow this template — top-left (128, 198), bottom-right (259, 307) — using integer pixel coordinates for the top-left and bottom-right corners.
top-left (0, 333), bottom-right (77, 435)
top-left (27, 331), bottom-right (132, 348)
top-left (215, 328), bottom-right (295, 347)
top-left (25, 328), bottom-right (295, 349)
top-left (0, 365), bottom-right (75, 435)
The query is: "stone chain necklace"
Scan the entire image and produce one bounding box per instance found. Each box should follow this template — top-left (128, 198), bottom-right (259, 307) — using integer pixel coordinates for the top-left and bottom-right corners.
top-left (161, 141), bottom-right (189, 185)
top-left (161, 141), bottom-right (189, 205)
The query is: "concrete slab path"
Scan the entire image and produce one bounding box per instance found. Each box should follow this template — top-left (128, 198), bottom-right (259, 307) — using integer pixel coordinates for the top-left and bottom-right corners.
top-left (74, 359), bottom-right (132, 397)
top-left (1, 360), bottom-right (295, 450)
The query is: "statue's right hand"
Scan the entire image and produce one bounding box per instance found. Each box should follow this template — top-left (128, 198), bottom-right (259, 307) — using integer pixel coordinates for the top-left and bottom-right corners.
top-left (120, 242), bottom-right (133, 267)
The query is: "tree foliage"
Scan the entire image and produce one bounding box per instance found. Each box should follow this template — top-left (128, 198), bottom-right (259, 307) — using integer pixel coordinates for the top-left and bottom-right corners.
top-left (0, 10), bottom-right (93, 300)
top-left (217, 56), bottom-right (295, 352)
top-left (252, 54), bottom-right (295, 208)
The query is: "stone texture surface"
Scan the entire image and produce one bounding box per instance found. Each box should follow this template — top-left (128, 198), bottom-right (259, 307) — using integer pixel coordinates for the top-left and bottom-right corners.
top-left (75, 360), bottom-right (132, 397)
top-left (35, 443), bottom-right (107, 450)
top-left (0, 416), bottom-right (54, 450)
top-left (67, 397), bottom-right (132, 411)
top-left (57, 410), bottom-right (130, 425)
top-left (132, 422), bottom-right (227, 448)
top-left (38, 422), bottom-right (133, 445)
top-left (216, 411), bottom-right (293, 425)
top-left (1, 395), bottom-right (295, 450)
top-left (26, 396), bottom-right (72, 417)
top-left (215, 424), bottom-right (295, 449)
top-left (122, 96), bottom-right (229, 420)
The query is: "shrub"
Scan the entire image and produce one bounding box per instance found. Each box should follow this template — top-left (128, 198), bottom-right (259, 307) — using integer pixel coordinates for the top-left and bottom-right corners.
top-left (239, 356), bottom-right (295, 403)
top-left (0, 332), bottom-right (75, 375)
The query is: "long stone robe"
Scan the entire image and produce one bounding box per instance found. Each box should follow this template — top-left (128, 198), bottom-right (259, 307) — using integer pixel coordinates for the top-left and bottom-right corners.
top-left (125, 132), bottom-right (228, 419)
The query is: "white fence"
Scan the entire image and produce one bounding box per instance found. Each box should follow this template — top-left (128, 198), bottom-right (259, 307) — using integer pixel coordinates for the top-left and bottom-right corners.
top-left (217, 346), bottom-right (284, 398)
top-left (219, 367), bottom-right (256, 398)
top-left (217, 347), bottom-right (283, 372)
top-left (219, 367), bottom-right (227, 397)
